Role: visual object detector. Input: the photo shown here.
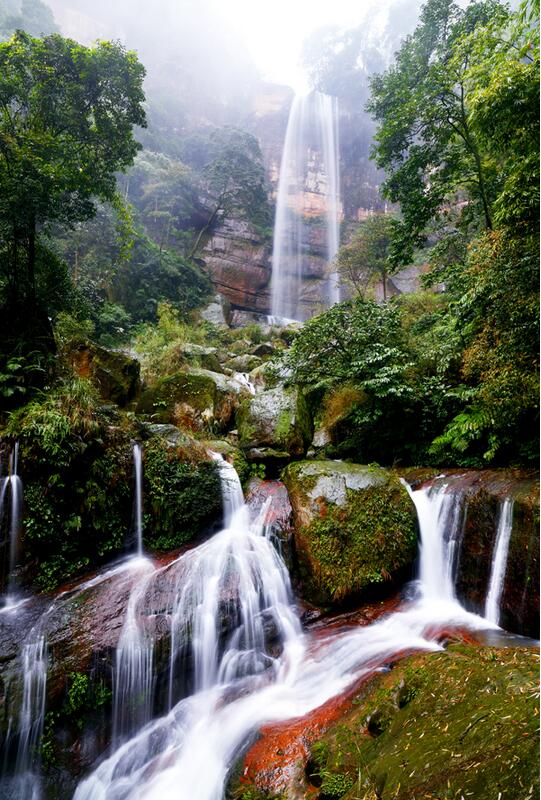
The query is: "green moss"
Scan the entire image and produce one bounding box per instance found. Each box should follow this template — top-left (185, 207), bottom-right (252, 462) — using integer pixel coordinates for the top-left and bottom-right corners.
top-left (282, 465), bottom-right (417, 606)
top-left (309, 645), bottom-right (539, 800)
top-left (143, 438), bottom-right (222, 551)
top-left (137, 371), bottom-right (216, 422)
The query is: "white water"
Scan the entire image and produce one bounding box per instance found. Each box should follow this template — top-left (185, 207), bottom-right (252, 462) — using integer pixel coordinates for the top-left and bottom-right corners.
top-left (133, 444), bottom-right (144, 556)
top-left (112, 560), bottom-right (156, 744)
top-left (74, 469), bottom-right (499, 800)
top-left (405, 482), bottom-right (465, 602)
top-left (485, 498), bottom-right (514, 625)
top-left (271, 91), bottom-right (341, 321)
top-left (2, 442), bottom-right (23, 605)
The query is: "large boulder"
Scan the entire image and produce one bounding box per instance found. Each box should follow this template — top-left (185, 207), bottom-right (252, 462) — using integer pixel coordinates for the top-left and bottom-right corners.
top-left (236, 386), bottom-right (313, 462)
top-left (282, 461), bottom-right (418, 606)
top-left (65, 339), bottom-right (140, 406)
top-left (137, 368), bottom-right (250, 431)
top-left (199, 293), bottom-right (232, 326)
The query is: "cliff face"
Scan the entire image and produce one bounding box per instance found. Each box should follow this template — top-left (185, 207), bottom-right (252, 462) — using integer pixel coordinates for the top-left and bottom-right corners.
top-left (201, 84), bottom-right (389, 317)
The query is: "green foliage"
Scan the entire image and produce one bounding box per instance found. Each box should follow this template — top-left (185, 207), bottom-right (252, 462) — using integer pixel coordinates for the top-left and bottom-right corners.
top-left (143, 439), bottom-right (222, 551)
top-left (337, 214), bottom-right (399, 299)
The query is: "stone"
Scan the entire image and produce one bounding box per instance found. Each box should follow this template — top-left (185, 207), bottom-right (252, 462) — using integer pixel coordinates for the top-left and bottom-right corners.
top-left (282, 460), bottom-right (418, 605)
top-left (177, 343), bottom-right (222, 373)
top-left (137, 368), bottom-right (250, 431)
top-left (200, 292), bottom-right (232, 326)
top-left (223, 354), bottom-right (263, 373)
top-left (236, 386), bottom-right (313, 461)
top-left (66, 339), bottom-right (140, 406)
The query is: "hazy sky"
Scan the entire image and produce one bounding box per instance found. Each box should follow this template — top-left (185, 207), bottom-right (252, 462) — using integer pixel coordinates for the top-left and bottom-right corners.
top-left (220, 0), bottom-right (393, 91)
top-left (49, 0), bottom-right (406, 92)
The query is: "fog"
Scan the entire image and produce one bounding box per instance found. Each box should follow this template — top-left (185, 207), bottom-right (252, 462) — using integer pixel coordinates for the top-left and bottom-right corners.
top-left (46, 0), bottom-right (422, 93)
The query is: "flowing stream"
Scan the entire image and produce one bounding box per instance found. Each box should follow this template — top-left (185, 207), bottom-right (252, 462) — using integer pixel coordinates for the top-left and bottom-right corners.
top-left (271, 91), bottom-right (341, 321)
top-left (73, 470), bottom-right (501, 800)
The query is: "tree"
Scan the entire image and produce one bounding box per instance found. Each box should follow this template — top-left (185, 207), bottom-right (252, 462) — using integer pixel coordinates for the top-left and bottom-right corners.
top-left (367, 0), bottom-right (508, 266)
top-left (337, 215), bottom-right (397, 300)
top-left (0, 31), bottom-right (146, 367)
top-left (189, 127), bottom-right (270, 257)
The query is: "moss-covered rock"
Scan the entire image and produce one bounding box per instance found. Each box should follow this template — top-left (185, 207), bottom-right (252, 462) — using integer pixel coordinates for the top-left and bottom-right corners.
top-left (282, 461), bottom-right (417, 606)
top-left (232, 644), bottom-right (539, 800)
top-left (236, 387), bottom-right (313, 462)
top-left (224, 354), bottom-right (263, 373)
top-left (65, 339), bottom-right (140, 406)
top-left (143, 437), bottom-right (222, 552)
top-left (305, 644), bottom-right (539, 800)
top-left (137, 368), bottom-right (248, 431)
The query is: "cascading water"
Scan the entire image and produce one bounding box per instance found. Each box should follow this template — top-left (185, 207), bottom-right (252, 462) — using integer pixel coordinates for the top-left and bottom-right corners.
top-left (132, 444), bottom-right (143, 556)
top-left (271, 91), bottom-right (341, 321)
top-left (112, 561), bottom-right (156, 744)
top-left (2, 442), bottom-right (23, 605)
top-left (74, 468), bottom-right (503, 800)
top-left (404, 481), bottom-right (466, 603)
top-left (485, 498), bottom-right (514, 625)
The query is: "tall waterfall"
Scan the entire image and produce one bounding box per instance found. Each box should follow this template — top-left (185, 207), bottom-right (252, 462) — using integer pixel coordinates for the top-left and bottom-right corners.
top-left (271, 91), bottom-right (341, 321)
top-left (1, 442), bottom-right (23, 605)
top-left (132, 444), bottom-right (143, 557)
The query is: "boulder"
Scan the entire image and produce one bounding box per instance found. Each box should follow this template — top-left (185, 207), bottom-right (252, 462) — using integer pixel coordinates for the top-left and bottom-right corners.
top-left (223, 354), bottom-right (263, 373)
top-left (199, 293), bottom-right (231, 326)
top-left (236, 386), bottom-right (313, 461)
top-left (177, 343), bottom-right (222, 373)
top-left (66, 339), bottom-right (140, 406)
top-left (233, 644), bottom-right (539, 799)
top-left (282, 461), bottom-right (418, 605)
top-left (137, 368), bottom-right (250, 431)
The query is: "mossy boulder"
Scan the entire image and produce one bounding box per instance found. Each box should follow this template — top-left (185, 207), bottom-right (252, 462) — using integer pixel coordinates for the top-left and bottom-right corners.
top-left (178, 343), bottom-right (223, 373)
top-left (302, 644), bottom-right (539, 800)
top-left (236, 386), bottom-right (313, 462)
top-left (282, 461), bottom-right (417, 606)
top-left (137, 368), bottom-right (249, 431)
top-left (224, 354), bottom-right (263, 373)
top-left (66, 339), bottom-right (140, 406)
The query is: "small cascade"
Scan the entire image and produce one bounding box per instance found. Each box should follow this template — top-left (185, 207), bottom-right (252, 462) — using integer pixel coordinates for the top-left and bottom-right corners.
top-left (112, 561), bottom-right (156, 744)
top-left (0, 633), bottom-right (48, 800)
top-left (2, 442), bottom-right (23, 605)
top-left (271, 91), bottom-right (341, 321)
top-left (403, 480), bottom-right (466, 602)
top-left (132, 443), bottom-right (143, 556)
top-left (485, 498), bottom-right (514, 625)
top-left (233, 372), bottom-right (256, 396)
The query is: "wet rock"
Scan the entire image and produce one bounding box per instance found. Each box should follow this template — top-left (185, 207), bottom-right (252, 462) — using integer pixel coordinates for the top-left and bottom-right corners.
top-left (177, 343), bottom-right (223, 373)
top-left (416, 470), bottom-right (540, 638)
top-left (282, 461), bottom-right (417, 606)
top-left (65, 339), bottom-right (140, 406)
top-left (137, 368), bottom-right (250, 431)
top-left (236, 386), bottom-right (313, 462)
top-left (233, 644), bottom-right (539, 800)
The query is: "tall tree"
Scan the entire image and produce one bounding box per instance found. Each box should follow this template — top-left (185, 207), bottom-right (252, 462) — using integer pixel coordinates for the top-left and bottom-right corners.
top-left (0, 31), bottom-right (146, 365)
top-left (367, 0), bottom-right (507, 266)
top-left (337, 214), bottom-right (397, 300)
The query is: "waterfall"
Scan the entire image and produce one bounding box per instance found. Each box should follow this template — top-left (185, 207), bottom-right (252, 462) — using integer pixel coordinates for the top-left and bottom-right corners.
top-left (2, 442), bottom-right (23, 605)
top-left (132, 444), bottom-right (143, 556)
top-left (485, 498), bottom-right (514, 625)
top-left (271, 91), bottom-right (341, 322)
top-left (12, 637), bottom-right (47, 800)
top-left (112, 561), bottom-right (156, 744)
top-left (404, 482), bottom-right (466, 602)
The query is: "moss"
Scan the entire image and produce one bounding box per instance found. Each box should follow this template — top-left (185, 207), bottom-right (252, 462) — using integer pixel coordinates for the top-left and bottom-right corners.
top-left (64, 338), bottom-right (140, 407)
top-left (143, 438), bottom-right (222, 551)
top-left (283, 463), bottom-right (417, 605)
top-left (309, 645), bottom-right (539, 800)
top-left (137, 371), bottom-right (216, 423)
